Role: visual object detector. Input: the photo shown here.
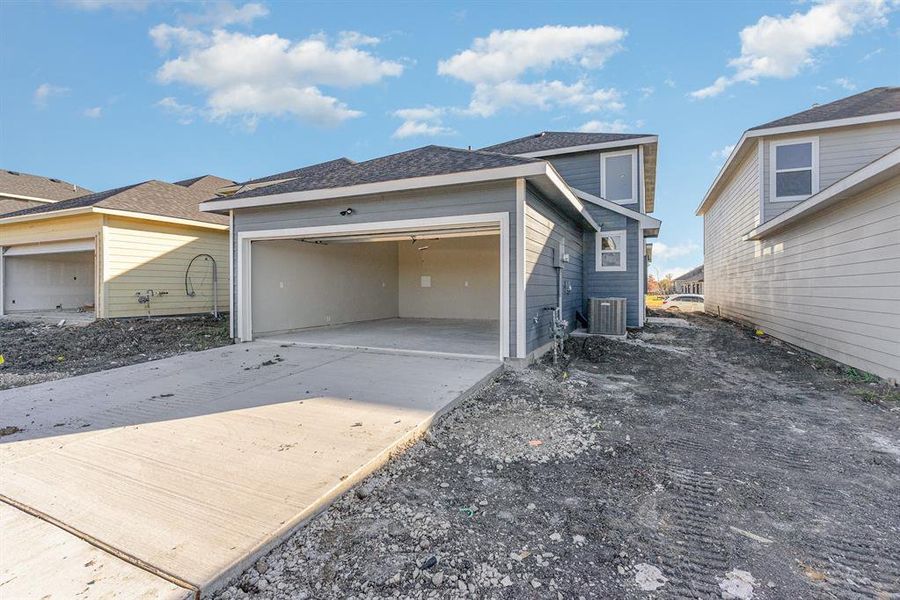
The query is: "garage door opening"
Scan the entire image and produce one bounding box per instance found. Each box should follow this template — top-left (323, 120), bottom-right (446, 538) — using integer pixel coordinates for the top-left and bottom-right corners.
top-left (2, 240), bottom-right (96, 319)
top-left (248, 228), bottom-right (502, 358)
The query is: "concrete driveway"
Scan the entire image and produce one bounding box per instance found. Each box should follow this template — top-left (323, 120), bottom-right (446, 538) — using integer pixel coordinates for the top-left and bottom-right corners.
top-left (0, 341), bottom-right (500, 599)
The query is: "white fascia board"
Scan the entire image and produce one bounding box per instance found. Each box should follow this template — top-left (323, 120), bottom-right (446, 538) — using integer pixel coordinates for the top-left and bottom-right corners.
top-left (513, 136), bottom-right (658, 158)
top-left (540, 165), bottom-right (601, 231)
top-left (696, 111), bottom-right (900, 216)
top-left (200, 163), bottom-right (548, 213)
top-left (744, 147), bottom-right (900, 241)
top-left (0, 193), bottom-right (58, 203)
top-left (0, 206), bottom-right (93, 224)
top-left (3, 238), bottom-right (95, 256)
top-left (571, 187), bottom-right (662, 230)
top-left (95, 208), bottom-right (229, 230)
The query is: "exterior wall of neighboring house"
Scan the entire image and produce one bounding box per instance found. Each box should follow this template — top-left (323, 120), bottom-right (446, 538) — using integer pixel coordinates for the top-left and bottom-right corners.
top-left (761, 121), bottom-right (900, 221)
top-left (523, 184), bottom-right (584, 353)
top-left (101, 215), bottom-right (230, 318)
top-left (704, 127), bottom-right (900, 380)
top-left (231, 180), bottom-right (520, 356)
top-left (250, 239), bottom-right (399, 335)
top-left (675, 281), bottom-right (704, 294)
top-left (398, 235), bottom-right (500, 320)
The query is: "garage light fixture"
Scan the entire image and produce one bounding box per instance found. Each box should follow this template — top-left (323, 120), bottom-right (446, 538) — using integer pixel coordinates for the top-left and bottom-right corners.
top-left (339, 208), bottom-right (354, 216)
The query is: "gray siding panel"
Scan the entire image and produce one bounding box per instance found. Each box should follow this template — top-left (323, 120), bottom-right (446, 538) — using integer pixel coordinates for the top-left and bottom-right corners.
top-left (523, 184), bottom-right (584, 352)
top-left (763, 121), bottom-right (900, 222)
top-left (547, 152), bottom-right (600, 197)
top-left (582, 205), bottom-right (641, 327)
top-left (232, 180), bottom-right (519, 356)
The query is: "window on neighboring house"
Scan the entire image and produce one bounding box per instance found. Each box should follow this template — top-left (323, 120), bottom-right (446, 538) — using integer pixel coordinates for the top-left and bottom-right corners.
top-left (596, 230), bottom-right (626, 271)
top-left (771, 138), bottom-right (818, 202)
top-left (601, 150), bottom-right (637, 204)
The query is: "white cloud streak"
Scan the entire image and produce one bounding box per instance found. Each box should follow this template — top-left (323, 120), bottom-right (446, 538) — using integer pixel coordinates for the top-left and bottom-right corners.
top-left (391, 106), bottom-right (455, 138)
top-left (83, 106), bottom-right (103, 118)
top-left (33, 83), bottom-right (69, 108)
top-left (691, 0), bottom-right (892, 99)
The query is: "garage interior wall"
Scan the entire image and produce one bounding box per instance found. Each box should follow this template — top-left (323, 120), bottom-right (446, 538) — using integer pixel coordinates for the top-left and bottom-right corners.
top-left (398, 235), bottom-right (499, 320)
top-left (251, 239), bottom-right (400, 335)
top-left (3, 251), bottom-right (94, 312)
top-left (250, 234), bottom-right (501, 336)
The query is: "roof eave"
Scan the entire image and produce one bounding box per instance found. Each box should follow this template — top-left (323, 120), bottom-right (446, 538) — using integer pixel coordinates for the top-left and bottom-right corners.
top-left (744, 147), bottom-right (900, 241)
top-left (570, 187), bottom-right (662, 230)
top-left (0, 205), bottom-right (228, 230)
top-left (199, 162), bottom-right (549, 214)
top-left (512, 135), bottom-right (658, 158)
top-left (697, 110), bottom-right (900, 216)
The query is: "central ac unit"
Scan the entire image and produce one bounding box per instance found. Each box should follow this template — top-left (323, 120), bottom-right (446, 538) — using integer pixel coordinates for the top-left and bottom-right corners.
top-left (588, 297), bottom-right (626, 335)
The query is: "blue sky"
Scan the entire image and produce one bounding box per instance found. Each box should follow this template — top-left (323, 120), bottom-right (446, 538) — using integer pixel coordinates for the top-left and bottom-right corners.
top-left (1, 0), bottom-right (897, 277)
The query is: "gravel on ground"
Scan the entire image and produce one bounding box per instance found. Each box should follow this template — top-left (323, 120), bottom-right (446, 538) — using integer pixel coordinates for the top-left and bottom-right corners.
top-left (206, 312), bottom-right (898, 599)
top-left (213, 311), bottom-right (899, 600)
top-left (0, 315), bottom-right (230, 390)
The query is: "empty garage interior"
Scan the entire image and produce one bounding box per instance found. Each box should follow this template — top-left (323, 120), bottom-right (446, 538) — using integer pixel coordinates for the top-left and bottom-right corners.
top-left (249, 231), bottom-right (501, 357)
top-left (2, 247), bottom-right (95, 315)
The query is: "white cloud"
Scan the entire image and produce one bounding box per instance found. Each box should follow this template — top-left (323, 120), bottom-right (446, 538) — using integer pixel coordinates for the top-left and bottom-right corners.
top-left (67, 0), bottom-right (152, 10)
top-left (861, 47), bottom-right (883, 61)
top-left (833, 77), bottom-right (856, 90)
top-left (652, 241), bottom-right (700, 262)
top-left (153, 28), bottom-right (403, 127)
top-left (178, 2), bottom-right (269, 28)
top-left (658, 266), bottom-right (691, 279)
top-left (391, 105), bottom-right (455, 138)
top-left (83, 106), bottom-right (103, 118)
top-left (691, 0), bottom-right (892, 99)
top-left (578, 119), bottom-right (642, 133)
top-left (639, 86), bottom-right (654, 99)
top-left (437, 24), bottom-right (626, 117)
top-left (33, 83), bottom-right (69, 108)
top-left (156, 96), bottom-right (199, 125)
top-left (710, 143), bottom-right (736, 162)
top-left (663, 78), bottom-right (676, 88)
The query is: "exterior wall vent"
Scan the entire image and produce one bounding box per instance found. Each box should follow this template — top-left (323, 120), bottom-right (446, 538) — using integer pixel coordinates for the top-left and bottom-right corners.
top-left (588, 297), bottom-right (626, 335)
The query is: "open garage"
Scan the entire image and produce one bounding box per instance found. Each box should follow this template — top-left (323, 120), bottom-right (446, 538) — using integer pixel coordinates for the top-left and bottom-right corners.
top-left (246, 225), bottom-right (504, 358)
top-left (1, 240), bottom-right (96, 316)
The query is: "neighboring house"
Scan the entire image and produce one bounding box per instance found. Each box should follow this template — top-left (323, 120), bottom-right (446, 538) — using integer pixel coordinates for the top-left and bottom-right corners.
top-left (0, 169), bottom-right (92, 215)
top-left (173, 174), bottom-right (237, 196)
top-left (0, 179), bottom-right (231, 319)
top-left (696, 87), bottom-right (900, 381)
top-left (674, 265), bottom-right (704, 295)
top-left (201, 132), bottom-right (661, 363)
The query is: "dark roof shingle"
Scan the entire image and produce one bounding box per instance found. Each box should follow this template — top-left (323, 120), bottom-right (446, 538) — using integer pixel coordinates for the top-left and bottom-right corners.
top-left (220, 145), bottom-right (540, 201)
top-left (242, 158), bottom-right (356, 186)
top-left (749, 87), bottom-right (900, 131)
top-left (2, 180), bottom-right (228, 225)
top-left (0, 169), bottom-right (92, 201)
top-left (480, 131), bottom-right (651, 155)
top-left (674, 265), bottom-right (704, 282)
top-left (174, 174), bottom-right (236, 193)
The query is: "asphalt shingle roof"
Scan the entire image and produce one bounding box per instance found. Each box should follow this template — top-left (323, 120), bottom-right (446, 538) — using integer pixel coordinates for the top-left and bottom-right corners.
top-left (674, 265), bottom-right (704, 282)
top-left (749, 87), bottom-right (900, 131)
top-left (241, 158), bottom-right (356, 186)
top-left (220, 145), bottom-right (541, 201)
top-left (2, 180), bottom-right (228, 225)
top-left (0, 169), bottom-right (92, 201)
top-left (173, 174), bottom-right (236, 193)
top-left (480, 131), bottom-right (651, 155)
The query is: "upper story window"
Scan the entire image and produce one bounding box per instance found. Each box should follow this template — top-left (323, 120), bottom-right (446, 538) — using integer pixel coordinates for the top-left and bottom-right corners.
top-left (601, 149), bottom-right (638, 205)
top-left (595, 229), bottom-right (627, 272)
top-left (770, 137), bottom-right (819, 202)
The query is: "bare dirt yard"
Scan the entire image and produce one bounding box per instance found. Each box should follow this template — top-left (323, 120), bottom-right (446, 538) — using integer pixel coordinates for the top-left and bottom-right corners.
top-left (214, 312), bottom-right (899, 600)
top-left (0, 315), bottom-right (230, 390)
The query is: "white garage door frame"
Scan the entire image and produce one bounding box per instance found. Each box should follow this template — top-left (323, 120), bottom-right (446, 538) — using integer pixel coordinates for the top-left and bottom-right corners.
top-left (0, 238), bottom-right (97, 317)
top-left (236, 212), bottom-right (510, 358)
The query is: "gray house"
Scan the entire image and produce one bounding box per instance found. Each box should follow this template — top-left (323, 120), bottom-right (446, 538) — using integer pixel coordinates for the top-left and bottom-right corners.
top-left (673, 265), bottom-right (703, 295)
top-left (201, 132), bottom-right (661, 363)
top-left (697, 87), bottom-right (900, 381)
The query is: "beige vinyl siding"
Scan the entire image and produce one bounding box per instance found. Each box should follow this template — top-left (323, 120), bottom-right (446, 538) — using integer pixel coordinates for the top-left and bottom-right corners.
top-left (706, 158), bottom-right (900, 380)
top-left (0, 214), bottom-right (102, 246)
top-left (102, 216), bottom-right (229, 318)
top-left (763, 121), bottom-right (900, 221)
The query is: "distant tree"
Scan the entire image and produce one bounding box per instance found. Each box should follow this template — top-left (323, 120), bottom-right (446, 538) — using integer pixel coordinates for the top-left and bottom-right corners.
top-left (647, 274), bottom-right (660, 294)
top-left (659, 274), bottom-right (674, 295)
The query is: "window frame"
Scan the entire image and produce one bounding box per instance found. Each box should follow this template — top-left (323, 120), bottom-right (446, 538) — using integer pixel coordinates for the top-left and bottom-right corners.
top-left (770, 136), bottom-right (819, 203)
top-left (600, 149), bottom-right (638, 205)
top-left (595, 229), bottom-right (627, 272)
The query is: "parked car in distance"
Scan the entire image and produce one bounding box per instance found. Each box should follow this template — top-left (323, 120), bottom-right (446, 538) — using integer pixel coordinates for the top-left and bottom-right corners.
top-left (662, 294), bottom-right (705, 312)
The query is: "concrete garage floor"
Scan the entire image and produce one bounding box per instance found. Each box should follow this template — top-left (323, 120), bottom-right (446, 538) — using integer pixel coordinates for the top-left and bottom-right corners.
top-left (263, 318), bottom-right (501, 358)
top-left (0, 341), bottom-right (501, 599)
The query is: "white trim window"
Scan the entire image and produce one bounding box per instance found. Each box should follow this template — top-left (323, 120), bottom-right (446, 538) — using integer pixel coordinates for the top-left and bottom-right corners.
top-left (770, 137), bottom-right (819, 202)
top-left (601, 149), bottom-right (638, 204)
top-left (596, 229), bottom-right (627, 271)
